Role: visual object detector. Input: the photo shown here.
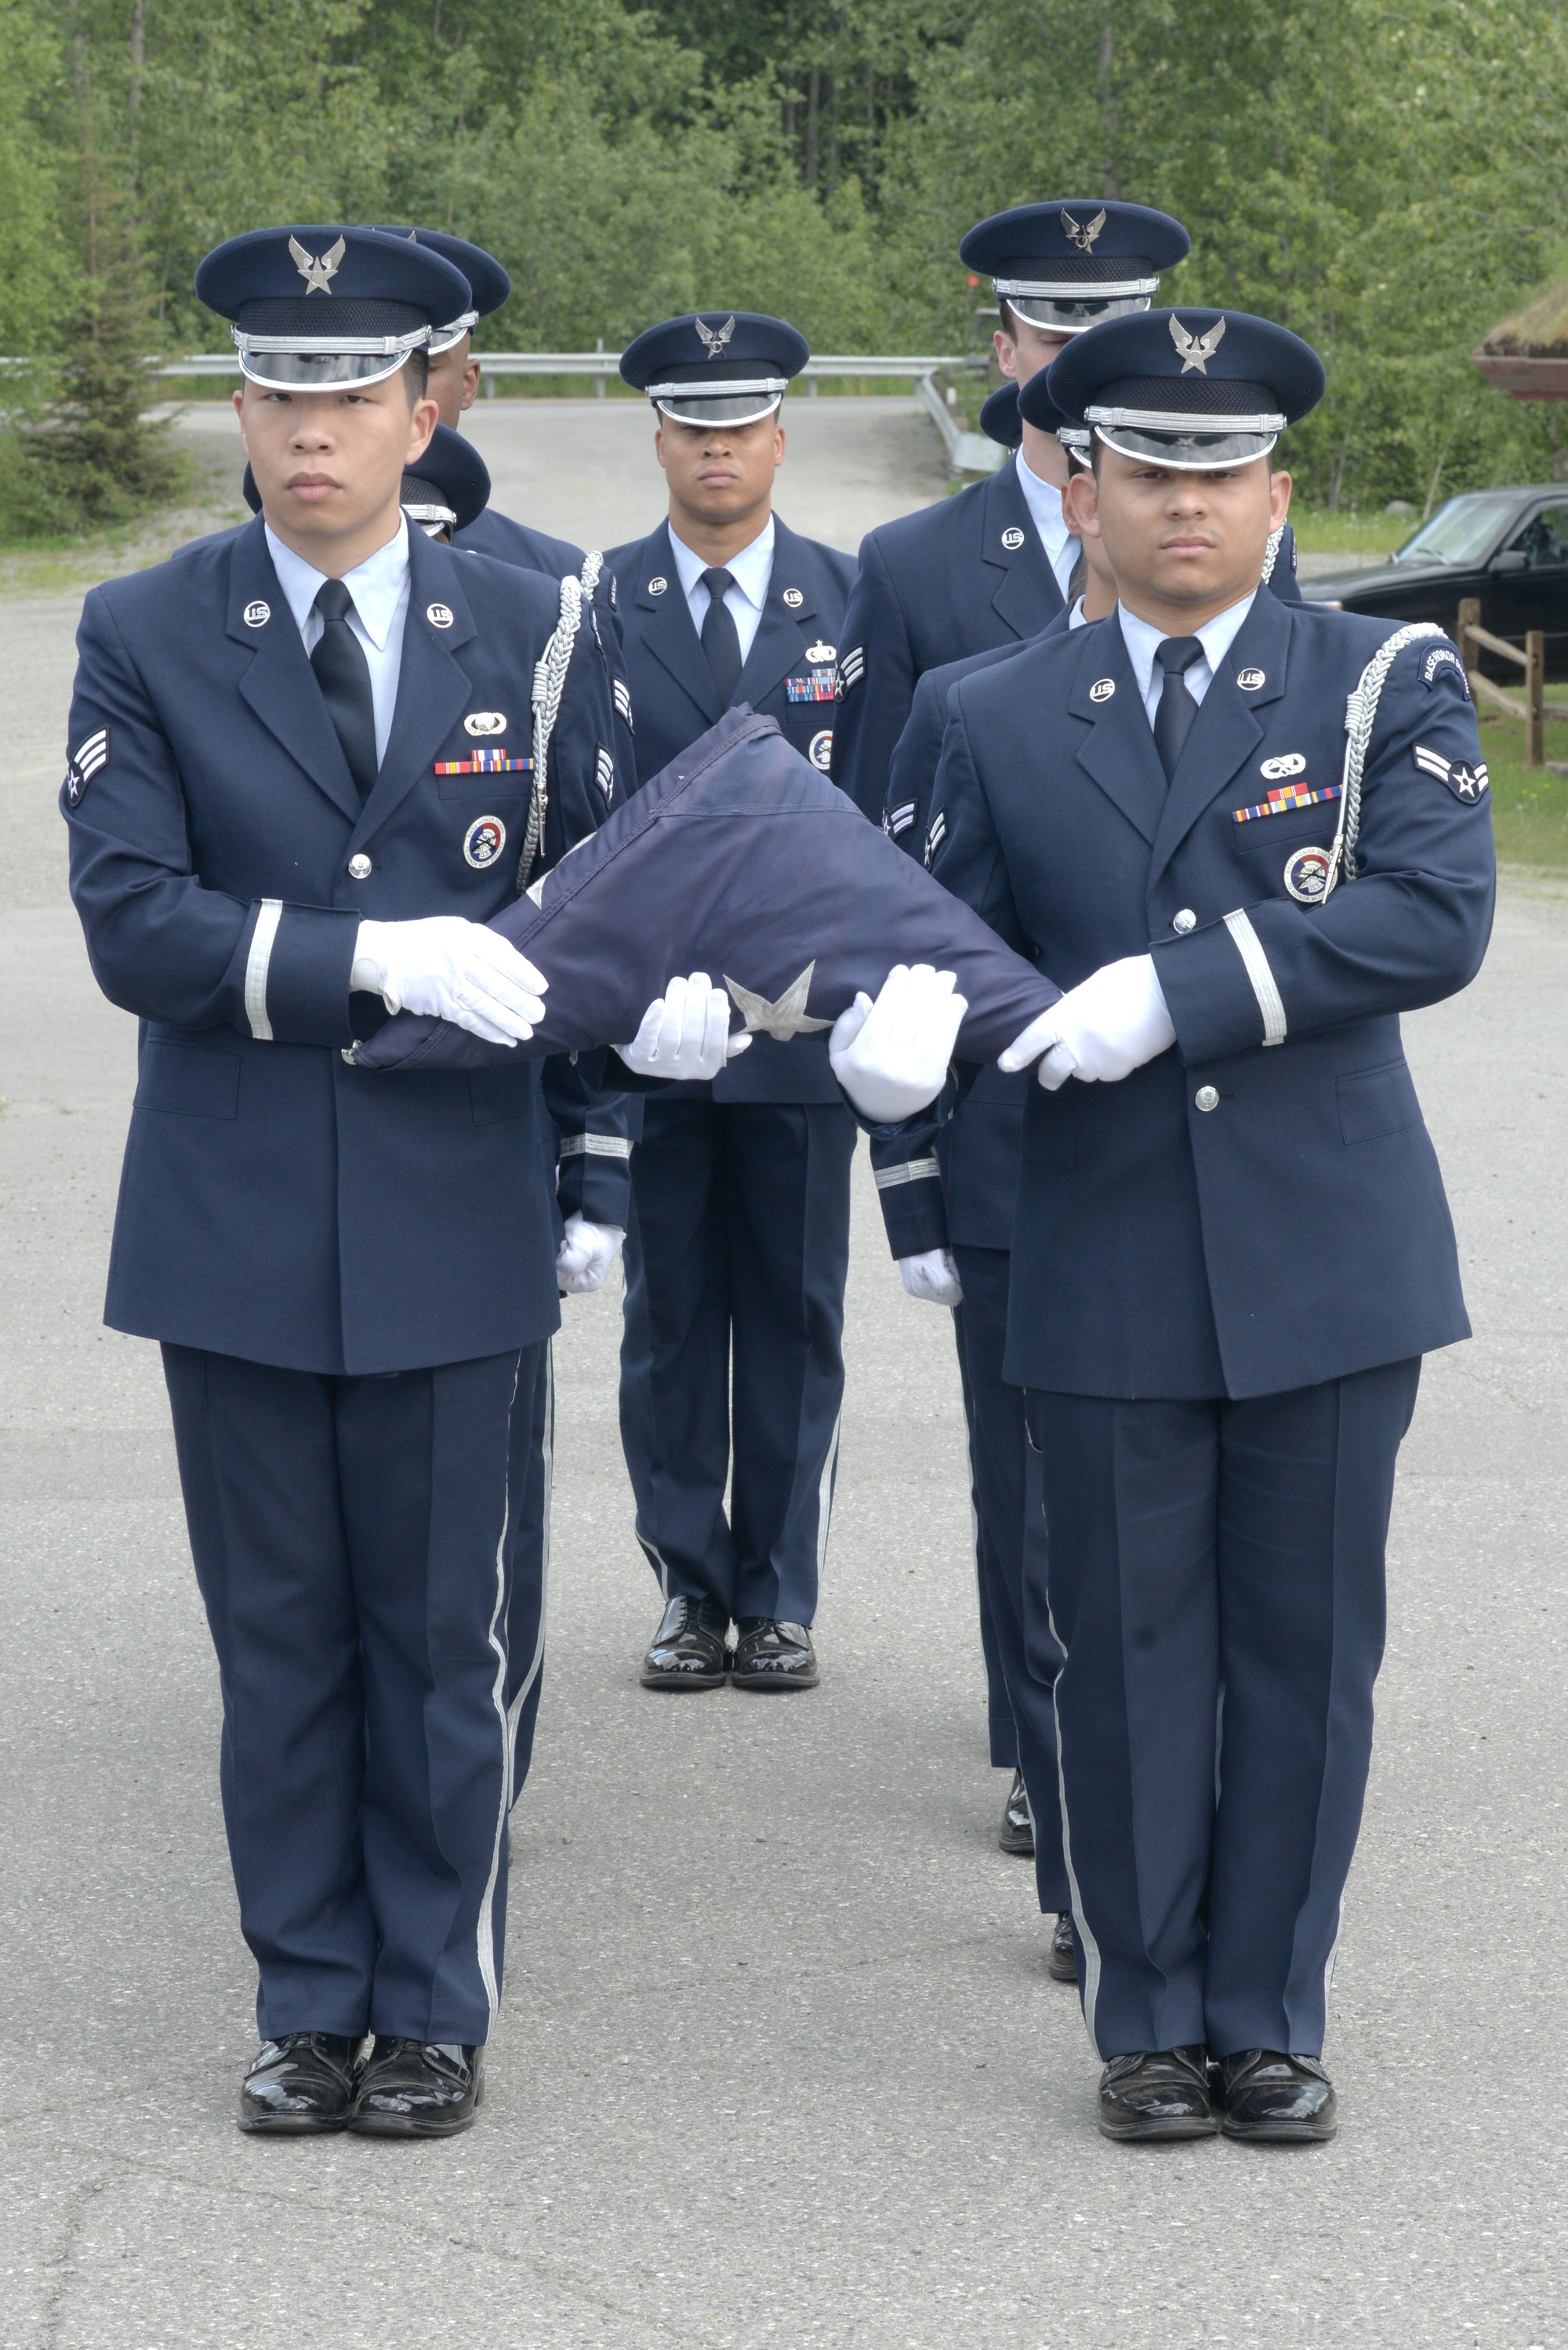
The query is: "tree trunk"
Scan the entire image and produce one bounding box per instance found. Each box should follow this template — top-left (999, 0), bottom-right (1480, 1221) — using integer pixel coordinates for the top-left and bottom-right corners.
top-left (1098, 9), bottom-right (1120, 198)
top-left (805, 64), bottom-right (819, 184)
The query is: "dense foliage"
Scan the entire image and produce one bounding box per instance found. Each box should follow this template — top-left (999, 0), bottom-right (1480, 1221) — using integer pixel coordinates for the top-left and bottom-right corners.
top-left (5, 0), bottom-right (1568, 534)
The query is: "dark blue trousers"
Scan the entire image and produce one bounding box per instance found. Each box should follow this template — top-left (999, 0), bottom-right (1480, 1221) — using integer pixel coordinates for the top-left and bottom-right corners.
top-left (1027, 1358), bottom-right (1421, 2060)
top-left (619, 1097), bottom-right (856, 1625)
top-left (951, 1246), bottom-right (1069, 1912)
top-left (162, 1340), bottom-right (547, 2047)
top-left (952, 1295), bottom-right (1018, 1771)
top-left (505, 1339), bottom-right (552, 1797)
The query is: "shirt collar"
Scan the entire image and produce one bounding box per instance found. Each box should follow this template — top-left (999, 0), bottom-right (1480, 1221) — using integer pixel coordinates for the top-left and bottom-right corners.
top-left (668, 514), bottom-right (775, 610)
top-left (1012, 450), bottom-right (1071, 563)
top-left (1116, 588), bottom-right (1259, 703)
top-left (264, 514), bottom-right (412, 649)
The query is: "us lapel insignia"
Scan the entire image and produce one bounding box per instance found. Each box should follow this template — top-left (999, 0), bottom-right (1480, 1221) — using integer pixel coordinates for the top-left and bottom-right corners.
top-left (1089, 677), bottom-right (1116, 703)
top-left (782, 587), bottom-right (804, 608)
top-left (648, 576), bottom-right (667, 595)
top-left (1236, 666), bottom-right (1265, 689)
top-left (243, 600), bottom-right (270, 627)
top-left (724, 961), bottom-right (833, 1041)
top-left (427, 603), bottom-right (455, 629)
top-left (1000, 526), bottom-right (1025, 550)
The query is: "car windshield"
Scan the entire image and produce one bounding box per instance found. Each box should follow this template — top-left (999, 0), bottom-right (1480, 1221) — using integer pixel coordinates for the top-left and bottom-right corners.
top-left (1392, 493), bottom-right (1519, 566)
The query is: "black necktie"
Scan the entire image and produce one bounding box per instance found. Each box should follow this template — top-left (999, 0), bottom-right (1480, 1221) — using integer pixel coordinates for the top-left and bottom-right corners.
top-left (1152, 636), bottom-right (1204, 782)
top-left (310, 578), bottom-right (378, 803)
top-left (699, 567), bottom-right (743, 707)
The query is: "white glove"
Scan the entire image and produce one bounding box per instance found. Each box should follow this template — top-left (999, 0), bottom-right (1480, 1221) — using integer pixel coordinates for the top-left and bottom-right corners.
top-left (999, 955), bottom-right (1175, 1091)
top-left (899, 1248), bottom-right (964, 1307)
top-left (352, 917), bottom-right (546, 1048)
top-left (555, 1213), bottom-right (625, 1295)
top-left (615, 972), bottom-right (753, 1081)
top-left (828, 964), bottom-right (967, 1121)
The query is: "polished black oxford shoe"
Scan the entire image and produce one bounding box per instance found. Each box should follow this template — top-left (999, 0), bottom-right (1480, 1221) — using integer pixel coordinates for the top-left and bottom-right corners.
top-left (731, 1617), bottom-right (818, 1690)
top-left (1048, 1912), bottom-right (1077, 1983)
top-left (1098, 2047), bottom-right (1217, 2142)
top-left (238, 2032), bottom-right (363, 2134)
top-left (1215, 2049), bottom-right (1338, 2144)
top-left (998, 1767), bottom-right (1035, 1856)
top-left (640, 1595), bottom-right (731, 1690)
top-left (351, 2039), bottom-right (484, 2137)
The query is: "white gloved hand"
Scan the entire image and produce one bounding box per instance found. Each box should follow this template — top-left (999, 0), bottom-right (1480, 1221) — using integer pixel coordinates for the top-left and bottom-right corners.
top-left (828, 964), bottom-right (968, 1121)
top-left (615, 972), bottom-right (752, 1081)
top-left (352, 917), bottom-right (546, 1048)
top-left (999, 954), bottom-right (1175, 1091)
top-left (555, 1213), bottom-right (626, 1295)
top-left (899, 1248), bottom-right (964, 1307)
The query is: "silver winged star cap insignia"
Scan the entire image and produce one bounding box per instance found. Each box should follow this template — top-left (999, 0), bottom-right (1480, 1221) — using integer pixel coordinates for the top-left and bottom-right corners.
top-left (1061, 207), bottom-right (1106, 252)
top-left (289, 234), bottom-right (346, 295)
top-left (695, 314), bottom-right (736, 358)
top-left (1169, 314), bottom-right (1226, 373)
top-left (724, 960), bottom-right (833, 1041)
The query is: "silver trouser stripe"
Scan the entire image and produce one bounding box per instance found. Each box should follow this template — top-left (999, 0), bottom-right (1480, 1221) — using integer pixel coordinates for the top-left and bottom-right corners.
top-left (873, 1156), bottom-right (940, 1190)
top-left (1044, 1585), bottom-right (1105, 2056)
top-left (1223, 907), bottom-right (1287, 1047)
top-left (477, 1352), bottom-right (524, 2026)
top-left (815, 1408), bottom-right (842, 1578)
top-left (244, 899), bottom-right (283, 1041)
top-left (558, 1131), bottom-right (633, 1160)
top-left (507, 1342), bottom-right (552, 1806)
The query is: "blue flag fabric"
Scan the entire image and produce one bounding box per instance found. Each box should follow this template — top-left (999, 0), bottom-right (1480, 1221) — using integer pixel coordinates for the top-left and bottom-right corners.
top-left (352, 709), bottom-right (1059, 1073)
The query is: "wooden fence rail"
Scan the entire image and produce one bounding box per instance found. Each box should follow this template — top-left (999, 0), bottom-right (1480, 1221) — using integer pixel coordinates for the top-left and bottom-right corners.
top-left (1457, 597), bottom-right (1547, 765)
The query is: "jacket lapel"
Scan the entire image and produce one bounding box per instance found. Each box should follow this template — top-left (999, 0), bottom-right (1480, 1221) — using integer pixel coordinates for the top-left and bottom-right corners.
top-left (1069, 618), bottom-right (1167, 847)
top-left (981, 459), bottom-right (1065, 641)
top-left (734, 517), bottom-right (817, 710)
top-left (633, 521), bottom-right (722, 726)
top-left (226, 518), bottom-right (362, 824)
top-left (354, 528), bottom-right (479, 846)
top-left (1147, 591), bottom-right (1291, 887)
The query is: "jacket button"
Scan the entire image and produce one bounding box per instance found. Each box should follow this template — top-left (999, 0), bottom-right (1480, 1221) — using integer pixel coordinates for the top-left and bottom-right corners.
top-left (347, 853), bottom-right (372, 879)
top-left (1172, 908), bottom-right (1196, 934)
top-left (1195, 1084), bottom-right (1219, 1113)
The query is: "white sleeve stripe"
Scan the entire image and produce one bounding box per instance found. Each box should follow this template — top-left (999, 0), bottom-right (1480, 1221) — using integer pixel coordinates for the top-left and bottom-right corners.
top-left (244, 899), bottom-right (283, 1042)
top-left (1223, 908), bottom-right (1287, 1047)
top-left (873, 1156), bottom-right (941, 1190)
top-left (557, 1131), bottom-right (633, 1160)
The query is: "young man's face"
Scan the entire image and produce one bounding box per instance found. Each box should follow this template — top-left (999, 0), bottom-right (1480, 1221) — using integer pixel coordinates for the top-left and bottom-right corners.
top-left (994, 313), bottom-right (1070, 387)
top-left (1076, 446), bottom-right (1292, 614)
top-left (655, 412), bottom-right (785, 527)
top-left (424, 332), bottom-right (481, 429)
top-left (235, 369), bottom-right (438, 553)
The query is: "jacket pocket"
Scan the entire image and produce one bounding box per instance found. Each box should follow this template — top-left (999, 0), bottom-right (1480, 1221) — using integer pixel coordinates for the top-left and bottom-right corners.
top-left (1337, 1059), bottom-right (1421, 1146)
top-left (135, 1037), bottom-right (241, 1120)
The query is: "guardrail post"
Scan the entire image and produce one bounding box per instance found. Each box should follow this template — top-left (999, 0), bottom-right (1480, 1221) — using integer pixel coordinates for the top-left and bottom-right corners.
top-left (1526, 628), bottom-right (1545, 767)
top-left (593, 336), bottom-right (606, 400)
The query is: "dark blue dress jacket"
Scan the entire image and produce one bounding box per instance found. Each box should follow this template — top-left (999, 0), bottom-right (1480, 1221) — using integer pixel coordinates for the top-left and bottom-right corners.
top-left (455, 503), bottom-right (584, 579)
top-left (924, 592), bottom-right (1494, 1400)
top-left (605, 514), bottom-right (856, 1105)
top-left (64, 517), bottom-right (627, 1375)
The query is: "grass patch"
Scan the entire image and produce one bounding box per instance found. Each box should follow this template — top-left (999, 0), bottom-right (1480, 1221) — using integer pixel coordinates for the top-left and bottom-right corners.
top-left (0, 423), bottom-right (244, 598)
top-left (1287, 508), bottom-right (1417, 561)
top-left (1472, 704), bottom-right (1568, 868)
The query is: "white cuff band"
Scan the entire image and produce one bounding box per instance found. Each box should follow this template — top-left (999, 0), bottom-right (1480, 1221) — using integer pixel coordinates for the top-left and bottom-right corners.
top-left (1223, 908), bottom-right (1287, 1047)
top-left (874, 1156), bottom-right (941, 1190)
top-left (245, 899), bottom-right (283, 1041)
top-left (558, 1131), bottom-right (633, 1160)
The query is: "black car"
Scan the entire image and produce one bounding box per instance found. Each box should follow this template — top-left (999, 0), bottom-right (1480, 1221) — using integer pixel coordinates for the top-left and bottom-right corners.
top-left (1301, 484), bottom-right (1568, 679)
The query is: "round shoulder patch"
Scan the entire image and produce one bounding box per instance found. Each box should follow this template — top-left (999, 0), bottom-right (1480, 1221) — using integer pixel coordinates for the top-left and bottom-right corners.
top-left (243, 600), bottom-right (270, 628)
top-left (463, 815), bottom-right (507, 870)
top-left (1089, 677), bottom-right (1116, 704)
top-left (808, 728), bottom-right (833, 772)
top-left (1283, 844), bottom-right (1332, 903)
top-left (427, 602), bottom-right (455, 629)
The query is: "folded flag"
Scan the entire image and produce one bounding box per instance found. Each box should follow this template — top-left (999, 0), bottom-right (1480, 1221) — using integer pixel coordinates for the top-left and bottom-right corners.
top-left (352, 709), bottom-right (1060, 1073)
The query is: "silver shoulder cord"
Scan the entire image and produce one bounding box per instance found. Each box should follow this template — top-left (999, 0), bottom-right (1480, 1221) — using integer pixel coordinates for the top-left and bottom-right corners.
top-left (1320, 621), bottom-right (1446, 902)
top-left (1261, 525), bottom-right (1283, 584)
top-left (517, 551), bottom-right (604, 890)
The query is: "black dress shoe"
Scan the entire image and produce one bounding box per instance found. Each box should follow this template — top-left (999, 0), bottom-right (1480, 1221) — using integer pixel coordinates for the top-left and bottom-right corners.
top-left (350, 2039), bottom-right (484, 2138)
top-left (1098, 2047), bottom-right (1217, 2142)
top-left (640, 1596), bottom-right (731, 1690)
top-left (238, 2032), bottom-right (363, 2134)
top-left (998, 1767), bottom-right (1035, 1856)
top-left (1047, 1912), bottom-right (1077, 1982)
top-left (731, 1618), bottom-right (818, 1690)
top-left (1215, 2049), bottom-right (1338, 2143)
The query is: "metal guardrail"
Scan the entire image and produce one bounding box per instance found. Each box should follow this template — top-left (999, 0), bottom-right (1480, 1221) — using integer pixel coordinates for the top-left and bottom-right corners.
top-left (916, 372), bottom-right (1005, 478)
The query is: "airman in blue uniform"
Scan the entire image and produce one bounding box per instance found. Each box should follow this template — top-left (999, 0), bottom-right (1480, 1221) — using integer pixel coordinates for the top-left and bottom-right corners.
top-left (895, 307), bottom-right (1494, 2143)
top-left (607, 313), bottom-right (858, 1694)
top-left (829, 200), bottom-right (1192, 825)
top-left (61, 225), bottom-right (644, 2141)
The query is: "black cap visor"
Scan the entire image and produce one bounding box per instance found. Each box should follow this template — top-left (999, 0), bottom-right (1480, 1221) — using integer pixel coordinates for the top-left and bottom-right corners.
top-left (427, 312), bottom-right (480, 355)
top-left (1087, 408), bottom-right (1283, 469)
top-left (232, 298), bottom-right (430, 389)
top-left (647, 377), bottom-right (786, 427)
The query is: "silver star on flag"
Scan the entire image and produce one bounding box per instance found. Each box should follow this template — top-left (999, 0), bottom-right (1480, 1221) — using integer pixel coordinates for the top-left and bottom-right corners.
top-left (724, 961), bottom-right (833, 1041)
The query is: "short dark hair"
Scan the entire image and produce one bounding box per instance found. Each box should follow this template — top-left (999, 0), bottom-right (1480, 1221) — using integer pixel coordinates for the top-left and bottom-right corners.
top-left (403, 347), bottom-right (430, 400)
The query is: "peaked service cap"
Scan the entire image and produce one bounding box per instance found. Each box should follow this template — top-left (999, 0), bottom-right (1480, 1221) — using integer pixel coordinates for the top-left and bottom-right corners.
top-left (979, 383), bottom-right (1022, 449)
top-left (961, 200), bottom-right (1189, 334)
top-left (241, 420), bottom-right (492, 536)
top-left (1037, 307), bottom-right (1325, 467)
top-left (369, 227), bottom-right (511, 350)
top-left (620, 311), bottom-right (809, 426)
top-left (196, 224), bottom-right (471, 390)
